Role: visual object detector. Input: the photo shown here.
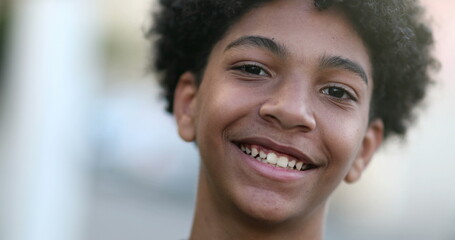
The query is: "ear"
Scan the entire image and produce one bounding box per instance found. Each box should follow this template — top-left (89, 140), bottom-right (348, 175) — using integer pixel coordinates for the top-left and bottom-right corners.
top-left (344, 119), bottom-right (384, 183)
top-left (173, 71), bottom-right (198, 142)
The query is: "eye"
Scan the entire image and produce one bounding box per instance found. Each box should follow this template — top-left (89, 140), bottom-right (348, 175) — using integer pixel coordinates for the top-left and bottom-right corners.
top-left (321, 86), bottom-right (357, 101)
top-left (232, 64), bottom-right (269, 77)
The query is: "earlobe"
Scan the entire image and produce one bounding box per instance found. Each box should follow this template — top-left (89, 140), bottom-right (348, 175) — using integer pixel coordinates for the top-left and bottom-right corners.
top-left (173, 71), bottom-right (198, 142)
top-left (345, 119), bottom-right (384, 183)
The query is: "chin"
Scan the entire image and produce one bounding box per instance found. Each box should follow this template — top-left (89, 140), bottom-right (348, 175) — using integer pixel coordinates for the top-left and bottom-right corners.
top-left (246, 208), bottom-right (294, 224)
top-left (233, 187), bottom-right (303, 224)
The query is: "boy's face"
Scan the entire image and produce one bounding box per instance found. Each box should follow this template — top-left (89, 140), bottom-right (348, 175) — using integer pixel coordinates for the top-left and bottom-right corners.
top-left (174, 0), bottom-right (383, 223)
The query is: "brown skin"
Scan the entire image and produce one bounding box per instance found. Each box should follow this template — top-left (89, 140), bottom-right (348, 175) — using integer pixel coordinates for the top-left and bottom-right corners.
top-left (173, 0), bottom-right (384, 239)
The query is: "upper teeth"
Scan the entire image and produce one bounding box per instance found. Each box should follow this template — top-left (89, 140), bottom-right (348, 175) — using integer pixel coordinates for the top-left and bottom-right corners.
top-left (277, 156), bottom-right (288, 168)
top-left (259, 151), bottom-right (267, 159)
top-left (239, 144), bottom-right (313, 171)
top-left (266, 152), bottom-right (277, 165)
top-left (251, 148), bottom-right (258, 157)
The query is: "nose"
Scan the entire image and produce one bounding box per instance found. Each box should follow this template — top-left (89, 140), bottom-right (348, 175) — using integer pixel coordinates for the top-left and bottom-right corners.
top-left (259, 82), bottom-right (316, 132)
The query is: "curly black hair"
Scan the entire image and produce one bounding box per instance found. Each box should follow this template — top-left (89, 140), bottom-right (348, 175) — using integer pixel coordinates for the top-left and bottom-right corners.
top-left (148, 0), bottom-right (437, 139)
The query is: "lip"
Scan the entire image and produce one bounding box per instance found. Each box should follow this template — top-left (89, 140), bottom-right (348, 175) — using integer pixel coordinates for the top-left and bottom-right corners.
top-left (231, 137), bottom-right (319, 182)
top-left (234, 136), bottom-right (318, 166)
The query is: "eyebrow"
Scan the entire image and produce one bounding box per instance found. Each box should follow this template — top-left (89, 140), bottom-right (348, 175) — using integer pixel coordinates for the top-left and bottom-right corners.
top-left (319, 55), bottom-right (368, 84)
top-left (225, 35), bottom-right (368, 84)
top-left (224, 35), bottom-right (288, 57)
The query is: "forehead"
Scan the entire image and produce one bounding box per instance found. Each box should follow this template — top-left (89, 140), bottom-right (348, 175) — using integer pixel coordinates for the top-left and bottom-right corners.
top-left (215, 0), bottom-right (372, 80)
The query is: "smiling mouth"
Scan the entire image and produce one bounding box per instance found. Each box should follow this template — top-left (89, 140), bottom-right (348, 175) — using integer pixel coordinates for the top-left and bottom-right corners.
top-left (236, 143), bottom-right (318, 172)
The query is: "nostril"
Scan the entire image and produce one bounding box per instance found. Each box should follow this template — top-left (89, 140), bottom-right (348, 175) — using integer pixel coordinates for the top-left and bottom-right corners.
top-left (259, 100), bottom-right (316, 132)
top-left (262, 113), bottom-right (280, 123)
top-left (259, 103), bottom-right (284, 126)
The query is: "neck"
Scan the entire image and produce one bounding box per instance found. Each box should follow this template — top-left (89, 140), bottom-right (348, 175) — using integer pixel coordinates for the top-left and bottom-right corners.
top-left (189, 172), bottom-right (327, 240)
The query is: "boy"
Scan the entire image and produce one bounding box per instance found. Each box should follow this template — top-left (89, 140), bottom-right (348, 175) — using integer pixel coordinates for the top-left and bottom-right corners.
top-left (149, 0), bottom-right (436, 239)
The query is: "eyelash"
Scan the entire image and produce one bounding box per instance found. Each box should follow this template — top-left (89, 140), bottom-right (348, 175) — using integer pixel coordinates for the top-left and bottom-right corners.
top-left (232, 63), bottom-right (270, 77)
top-left (321, 85), bottom-right (357, 102)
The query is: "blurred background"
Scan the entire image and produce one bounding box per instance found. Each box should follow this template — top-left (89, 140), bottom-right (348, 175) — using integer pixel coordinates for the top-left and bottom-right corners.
top-left (0, 0), bottom-right (454, 239)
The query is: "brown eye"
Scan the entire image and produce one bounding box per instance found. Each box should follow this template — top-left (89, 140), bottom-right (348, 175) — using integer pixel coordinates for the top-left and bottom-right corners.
top-left (321, 86), bottom-right (356, 101)
top-left (327, 87), bottom-right (345, 98)
top-left (234, 64), bottom-right (269, 76)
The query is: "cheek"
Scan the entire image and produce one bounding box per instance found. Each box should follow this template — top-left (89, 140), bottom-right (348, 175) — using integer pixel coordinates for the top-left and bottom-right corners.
top-left (193, 76), bottom-right (262, 197)
top-left (193, 76), bottom-right (254, 157)
top-left (319, 112), bottom-right (366, 176)
top-left (196, 79), bottom-right (258, 133)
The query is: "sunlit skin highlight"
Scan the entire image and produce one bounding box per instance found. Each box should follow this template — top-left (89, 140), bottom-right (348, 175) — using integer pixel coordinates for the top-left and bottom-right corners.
top-left (173, 0), bottom-right (384, 239)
